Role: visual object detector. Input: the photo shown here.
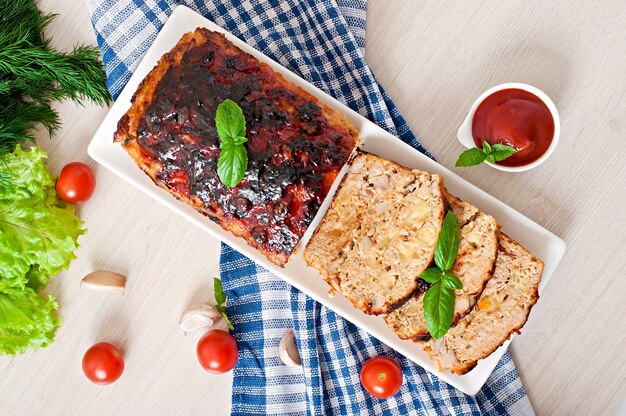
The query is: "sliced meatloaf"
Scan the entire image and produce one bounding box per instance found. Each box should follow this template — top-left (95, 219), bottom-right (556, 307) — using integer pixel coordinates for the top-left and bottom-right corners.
top-left (303, 152), bottom-right (445, 315)
top-left (384, 194), bottom-right (500, 340)
top-left (420, 233), bottom-right (544, 375)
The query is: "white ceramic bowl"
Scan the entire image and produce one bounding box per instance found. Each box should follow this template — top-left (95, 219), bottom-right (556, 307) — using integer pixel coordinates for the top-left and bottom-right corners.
top-left (457, 82), bottom-right (560, 172)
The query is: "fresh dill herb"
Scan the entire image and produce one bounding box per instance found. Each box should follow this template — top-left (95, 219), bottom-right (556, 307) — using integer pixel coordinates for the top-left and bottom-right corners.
top-left (0, 0), bottom-right (111, 157)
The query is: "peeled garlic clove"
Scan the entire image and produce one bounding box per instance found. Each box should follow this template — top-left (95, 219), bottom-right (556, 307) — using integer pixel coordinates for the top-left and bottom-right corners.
top-left (81, 271), bottom-right (126, 294)
top-left (278, 329), bottom-right (302, 367)
top-left (179, 305), bottom-right (222, 334)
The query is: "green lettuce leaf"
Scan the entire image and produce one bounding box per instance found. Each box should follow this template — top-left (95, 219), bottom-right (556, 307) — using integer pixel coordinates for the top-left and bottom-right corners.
top-left (0, 286), bottom-right (61, 355)
top-left (0, 146), bottom-right (84, 354)
top-left (0, 146), bottom-right (85, 290)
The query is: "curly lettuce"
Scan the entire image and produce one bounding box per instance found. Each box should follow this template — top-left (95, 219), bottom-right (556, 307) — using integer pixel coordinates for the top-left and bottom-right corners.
top-left (0, 146), bottom-right (84, 354)
top-left (0, 287), bottom-right (60, 355)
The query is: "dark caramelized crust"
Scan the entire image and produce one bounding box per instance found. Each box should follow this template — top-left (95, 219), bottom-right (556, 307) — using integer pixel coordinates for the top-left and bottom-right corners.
top-left (115, 28), bottom-right (359, 265)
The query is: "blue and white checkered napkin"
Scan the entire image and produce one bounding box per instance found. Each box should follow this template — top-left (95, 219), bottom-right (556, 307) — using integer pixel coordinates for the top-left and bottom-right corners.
top-left (86, 1), bottom-right (535, 414)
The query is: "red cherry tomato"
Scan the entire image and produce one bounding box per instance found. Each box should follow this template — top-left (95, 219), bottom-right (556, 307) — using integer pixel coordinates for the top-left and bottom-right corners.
top-left (196, 330), bottom-right (238, 373)
top-left (360, 356), bottom-right (403, 399)
top-left (56, 162), bottom-right (96, 204)
top-left (82, 342), bottom-right (124, 385)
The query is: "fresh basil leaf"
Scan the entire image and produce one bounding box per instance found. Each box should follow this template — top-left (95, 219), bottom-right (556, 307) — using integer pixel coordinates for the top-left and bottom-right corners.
top-left (456, 141), bottom-right (517, 167)
top-left (215, 99), bottom-right (246, 141)
top-left (215, 99), bottom-right (249, 187)
top-left (420, 267), bottom-right (443, 283)
top-left (217, 142), bottom-right (248, 187)
top-left (442, 271), bottom-right (463, 290)
top-left (213, 279), bottom-right (234, 331)
top-left (434, 211), bottom-right (460, 271)
top-left (423, 281), bottom-right (456, 338)
top-left (213, 277), bottom-right (227, 305)
top-left (455, 148), bottom-right (486, 167)
top-left (490, 143), bottom-right (517, 161)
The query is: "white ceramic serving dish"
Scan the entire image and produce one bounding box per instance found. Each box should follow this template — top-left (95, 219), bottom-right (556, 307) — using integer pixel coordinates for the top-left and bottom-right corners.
top-left (457, 82), bottom-right (561, 172)
top-left (88, 5), bottom-right (566, 395)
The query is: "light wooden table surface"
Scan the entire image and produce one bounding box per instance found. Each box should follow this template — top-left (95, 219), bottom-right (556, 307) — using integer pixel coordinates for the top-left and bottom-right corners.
top-left (1, 1), bottom-right (624, 415)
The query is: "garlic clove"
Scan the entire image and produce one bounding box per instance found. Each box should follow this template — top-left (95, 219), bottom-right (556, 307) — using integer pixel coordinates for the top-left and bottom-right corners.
top-left (179, 304), bottom-right (222, 334)
top-left (278, 329), bottom-right (302, 367)
top-left (81, 271), bottom-right (126, 294)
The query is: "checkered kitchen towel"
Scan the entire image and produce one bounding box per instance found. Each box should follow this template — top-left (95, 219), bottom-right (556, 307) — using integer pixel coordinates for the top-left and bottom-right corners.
top-left (86, 1), bottom-right (535, 414)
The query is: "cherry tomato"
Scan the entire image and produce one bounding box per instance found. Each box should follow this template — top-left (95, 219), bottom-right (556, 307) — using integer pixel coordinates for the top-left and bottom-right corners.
top-left (82, 342), bottom-right (125, 385)
top-left (56, 162), bottom-right (96, 204)
top-left (196, 330), bottom-right (238, 373)
top-left (360, 356), bottom-right (403, 399)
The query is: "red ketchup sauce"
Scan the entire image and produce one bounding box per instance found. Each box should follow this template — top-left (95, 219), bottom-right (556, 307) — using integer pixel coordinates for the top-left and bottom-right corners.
top-left (472, 88), bottom-right (554, 167)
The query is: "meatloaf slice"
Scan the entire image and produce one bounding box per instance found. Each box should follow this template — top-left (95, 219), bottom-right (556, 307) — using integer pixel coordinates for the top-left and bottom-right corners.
top-left (384, 194), bottom-right (500, 340)
top-left (303, 152), bottom-right (445, 315)
top-left (420, 233), bottom-right (544, 375)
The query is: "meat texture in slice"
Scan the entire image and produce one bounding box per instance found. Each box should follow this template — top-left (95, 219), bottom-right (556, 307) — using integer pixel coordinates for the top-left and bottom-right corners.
top-left (304, 152), bottom-right (445, 315)
top-left (419, 233), bottom-right (543, 375)
top-left (384, 194), bottom-right (500, 340)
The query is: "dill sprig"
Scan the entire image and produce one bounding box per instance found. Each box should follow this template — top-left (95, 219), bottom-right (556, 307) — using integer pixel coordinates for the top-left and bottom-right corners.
top-left (0, 0), bottom-right (111, 157)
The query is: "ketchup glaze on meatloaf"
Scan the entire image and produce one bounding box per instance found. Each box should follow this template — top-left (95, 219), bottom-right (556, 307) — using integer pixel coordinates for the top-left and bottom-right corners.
top-left (114, 28), bottom-right (359, 265)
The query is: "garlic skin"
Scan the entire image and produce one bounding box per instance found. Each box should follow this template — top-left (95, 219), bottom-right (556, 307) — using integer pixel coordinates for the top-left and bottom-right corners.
top-left (179, 305), bottom-right (222, 334)
top-left (278, 329), bottom-right (302, 367)
top-left (81, 271), bottom-right (126, 294)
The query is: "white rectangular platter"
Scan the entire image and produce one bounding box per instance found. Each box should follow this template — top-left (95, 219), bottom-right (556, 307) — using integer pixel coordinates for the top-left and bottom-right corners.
top-left (88, 5), bottom-right (566, 395)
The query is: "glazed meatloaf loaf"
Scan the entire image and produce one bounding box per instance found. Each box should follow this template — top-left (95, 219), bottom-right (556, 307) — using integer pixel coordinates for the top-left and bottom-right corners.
top-left (384, 194), bottom-right (500, 340)
top-left (303, 152), bottom-right (445, 315)
top-left (114, 28), bottom-right (359, 265)
top-left (420, 233), bottom-right (544, 374)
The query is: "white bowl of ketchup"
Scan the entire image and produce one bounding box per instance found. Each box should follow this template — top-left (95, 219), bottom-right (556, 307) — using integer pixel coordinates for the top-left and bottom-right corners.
top-left (457, 82), bottom-right (560, 172)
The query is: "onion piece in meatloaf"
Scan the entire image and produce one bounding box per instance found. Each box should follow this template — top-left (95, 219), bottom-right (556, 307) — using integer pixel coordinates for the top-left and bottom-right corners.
top-left (419, 233), bottom-right (543, 375)
top-left (304, 152), bottom-right (445, 315)
top-left (384, 193), bottom-right (500, 340)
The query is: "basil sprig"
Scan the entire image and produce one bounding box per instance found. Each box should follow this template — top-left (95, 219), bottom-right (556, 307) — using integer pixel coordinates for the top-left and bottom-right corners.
top-left (213, 277), bottom-right (234, 330)
top-left (455, 141), bottom-right (517, 167)
top-left (215, 99), bottom-right (248, 187)
top-left (421, 211), bottom-right (463, 338)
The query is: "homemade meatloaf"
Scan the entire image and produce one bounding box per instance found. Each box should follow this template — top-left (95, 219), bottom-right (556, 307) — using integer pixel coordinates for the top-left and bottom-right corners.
top-left (384, 194), bottom-right (500, 340)
top-left (420, 233), bottom-right (544, 375)
top-left (303, 152), bottom-right (445, 315)
top-left (114, 28), bottom-right (359, 265)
